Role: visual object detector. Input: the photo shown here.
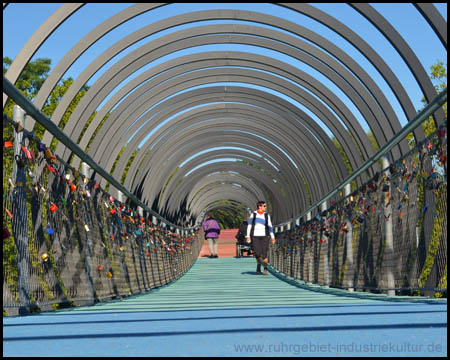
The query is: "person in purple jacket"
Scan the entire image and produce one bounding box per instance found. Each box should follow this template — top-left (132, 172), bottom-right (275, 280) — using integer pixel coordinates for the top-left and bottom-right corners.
top-left (203, 213), bottom-right (221, 258)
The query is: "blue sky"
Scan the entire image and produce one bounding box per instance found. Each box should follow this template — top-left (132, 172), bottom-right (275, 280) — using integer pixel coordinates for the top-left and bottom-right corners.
top-left (3, 3), bottom-right (447, 141)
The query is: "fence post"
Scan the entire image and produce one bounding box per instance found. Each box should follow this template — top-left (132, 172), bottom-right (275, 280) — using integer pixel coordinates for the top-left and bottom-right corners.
top-left (344, 183), bottom-right (354, 292)
top-left (116, 190), bottom-right (123, 203)
top-left (81, 161), bottom-right (91, 180)
top-left (306, 212), bottom-right (313, 284)
top-left (382, 155), bottom-right (396, 296)
top-left (12, 105), bottom-right (31, 315)
top-left (321, 201), bottom-right (330, 288)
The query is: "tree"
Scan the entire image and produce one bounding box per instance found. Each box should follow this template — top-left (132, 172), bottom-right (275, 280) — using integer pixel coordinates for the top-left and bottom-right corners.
top-left (3, 57), bottom-right (51, 98)
top-left (3, 57), bottom-right (91, 145)
top-left (407, 60), bottom-right (447, 147)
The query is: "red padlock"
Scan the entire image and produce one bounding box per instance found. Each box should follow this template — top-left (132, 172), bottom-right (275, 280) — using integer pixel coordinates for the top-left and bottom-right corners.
top-left (50, 204), bottom-right (58, 213)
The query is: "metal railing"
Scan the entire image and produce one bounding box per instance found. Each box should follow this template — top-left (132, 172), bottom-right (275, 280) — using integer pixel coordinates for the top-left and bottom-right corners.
top-left (274, 88), bottom-right (447, 231)
top-left (3, 76), bottom-right (194, 233)
top-left (3, 96), bottom-right (202, 316)
top-left (269, 104), bottom-right (447, 297)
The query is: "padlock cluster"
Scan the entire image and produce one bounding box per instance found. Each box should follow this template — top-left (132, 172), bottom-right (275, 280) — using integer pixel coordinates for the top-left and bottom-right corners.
top-left (3, 113), bottom-right (202, 312)
top-left (269, 120), bottom-right (447, 296)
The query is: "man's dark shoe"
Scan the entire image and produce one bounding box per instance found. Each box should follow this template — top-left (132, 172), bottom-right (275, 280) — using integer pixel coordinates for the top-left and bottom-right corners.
top-left (256, 264), bottom-right (262, 274)
top-left (214, 255), bottom-right (219, 258)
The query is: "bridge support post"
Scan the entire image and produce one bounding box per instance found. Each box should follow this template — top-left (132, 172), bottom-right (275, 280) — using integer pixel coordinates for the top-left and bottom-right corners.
top-left (117, 190), bottom-right (123, 203)
top-left (344, 183), bottom-right (354, 292)
top-left (12, 105), bottom-right (31, 315)
top-left (320, 201), bottom-right (329, 288)
top-left (81, 161), bottom-right (91, 179)
top-left (382, 156), bottom-right (396, 297)
top-left (306, 212), bottom-right (313, 284)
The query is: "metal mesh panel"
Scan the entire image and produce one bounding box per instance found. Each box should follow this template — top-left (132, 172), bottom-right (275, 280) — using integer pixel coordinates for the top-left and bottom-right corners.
top-left (270, 123), bottom-right (447, 297)
top-left (3, 117), bottom-right (202, 315)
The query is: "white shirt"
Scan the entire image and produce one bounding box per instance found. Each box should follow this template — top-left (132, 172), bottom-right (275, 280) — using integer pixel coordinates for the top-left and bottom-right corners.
top-left (246, 211), bottom-right (275, 239)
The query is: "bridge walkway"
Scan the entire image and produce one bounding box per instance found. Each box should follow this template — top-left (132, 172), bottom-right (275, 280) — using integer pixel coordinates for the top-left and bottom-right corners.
top-left (3, 257), bottom-right (447, 357)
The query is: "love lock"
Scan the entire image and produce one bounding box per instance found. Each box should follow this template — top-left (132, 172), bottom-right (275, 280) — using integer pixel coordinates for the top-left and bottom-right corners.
top-left (14, 154), bottom-right (26, 168)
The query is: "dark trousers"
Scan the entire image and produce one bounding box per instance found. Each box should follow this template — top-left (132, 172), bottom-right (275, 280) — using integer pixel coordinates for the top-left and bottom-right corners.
top-left (252, 236), bottom-right (269, 259)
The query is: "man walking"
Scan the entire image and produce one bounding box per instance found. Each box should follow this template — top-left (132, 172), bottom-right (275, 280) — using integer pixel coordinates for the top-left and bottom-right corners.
top-left (246, 201), bottom-right (276, 275)
top-left (203, 213), bottom-right (221, 258)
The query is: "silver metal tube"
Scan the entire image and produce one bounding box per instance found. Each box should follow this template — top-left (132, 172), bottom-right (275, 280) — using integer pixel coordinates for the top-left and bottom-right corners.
top-left (382, 155), bottom-right (396, 296)
top-left (344, 184), bottom-right (354, 292)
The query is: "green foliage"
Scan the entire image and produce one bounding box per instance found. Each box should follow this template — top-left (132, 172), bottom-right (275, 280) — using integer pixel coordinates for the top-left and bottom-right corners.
top-left (407, 60), bottom-right (447, 147)
top-left (86, 112), bottom-right (110, 153)
top-left (418, 184), bottom-right (446, 291)
top-left (3, 57), bottom-right (51, 98)
top-left (122, 148), bottom-right (139, 185)
top-left (331, 135), bottom-right (358, 191)
top-left (332, 136), bottom-right (353, 175)
top-left (3, 57), bottom-right (91, 143)
top-left (210, 207), bottom-right (247, 229)
top-left (106, 147), bottom-right (139, 193)
top-left (297, 168), bottom-right (312, 207)
top-left (46, 78), bottom-right (91, 151)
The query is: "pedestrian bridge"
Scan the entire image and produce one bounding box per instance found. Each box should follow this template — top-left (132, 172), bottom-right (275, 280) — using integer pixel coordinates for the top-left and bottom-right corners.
top-left (3, 257), bottom-right (447, 356)
top-left (2, 3), bottom-right (447, 357)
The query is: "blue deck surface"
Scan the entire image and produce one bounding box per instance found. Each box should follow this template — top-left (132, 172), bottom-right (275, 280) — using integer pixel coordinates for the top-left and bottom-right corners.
top-left (3, 258), bottom-right (447, 357)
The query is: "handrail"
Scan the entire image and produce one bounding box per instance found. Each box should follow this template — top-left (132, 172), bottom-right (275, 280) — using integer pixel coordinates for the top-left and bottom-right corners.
top-left (275, 87), bottom-right (447, 229)
top-left (3, 76), bottom-right (194, 233)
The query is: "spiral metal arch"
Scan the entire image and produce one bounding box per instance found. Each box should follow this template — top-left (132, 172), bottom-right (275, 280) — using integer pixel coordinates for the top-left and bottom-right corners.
top-left (3, 4), bottom-right (446, 226)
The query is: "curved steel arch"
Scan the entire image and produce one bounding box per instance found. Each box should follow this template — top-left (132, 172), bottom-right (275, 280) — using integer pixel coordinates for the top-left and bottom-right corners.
top-left (55, 24), bottom-right (406, 163)
top-left (155, 148), bottom-right (293, 218)
top-left (151, 141), bottom-right (303, 218)
top-left (161, 141), bottom-right (289, 213)
top-left (189, 185), bottom-right (259, 218)
top-left (108, 98), bottom-right (344, 214)
top-left (134, 129), bottom-right (302, 210)
top-left (4, 4), bottom-right (444, 225)
top-left (348, 3), bottom-right (446, 127)
top-left (172, 172), bottom-right (265, 214)
top-left (21, 7), bottom-right (428, 160)
top-left (413, 3), bottom-right (447, 49)
top-left (279, 3), bottom-right (444, 132)
top-left (85, 60), bottom-right (361, 177)
top-left (7, 3), bottom-right (166, 119)
top-left (173, 161), bottom-right (286, 222)
top-left (99, 90), bottom-right (339, 202)
top-left (2, 3), bottom-right (84, 107)
top-left (106, 86), bottom-right (350, 195)
top-left (149, 108), bottom-right (336, 212)
top-left (126, 130), bottom-right (301, 207)
top-left (124, 109), bottom-right (332, 213)
top-left (135, 130), bottom-right (305, 218)
top-left (84, 57), bottom-right (366, 182)
top-left (29, 8), bottom-right (424, 152)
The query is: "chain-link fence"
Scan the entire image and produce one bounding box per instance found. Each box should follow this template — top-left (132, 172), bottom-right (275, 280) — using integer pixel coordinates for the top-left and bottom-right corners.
top-left (270, 122), bottom-right (447, 298)
top-left (3, 112), bottom-right (202, 316)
